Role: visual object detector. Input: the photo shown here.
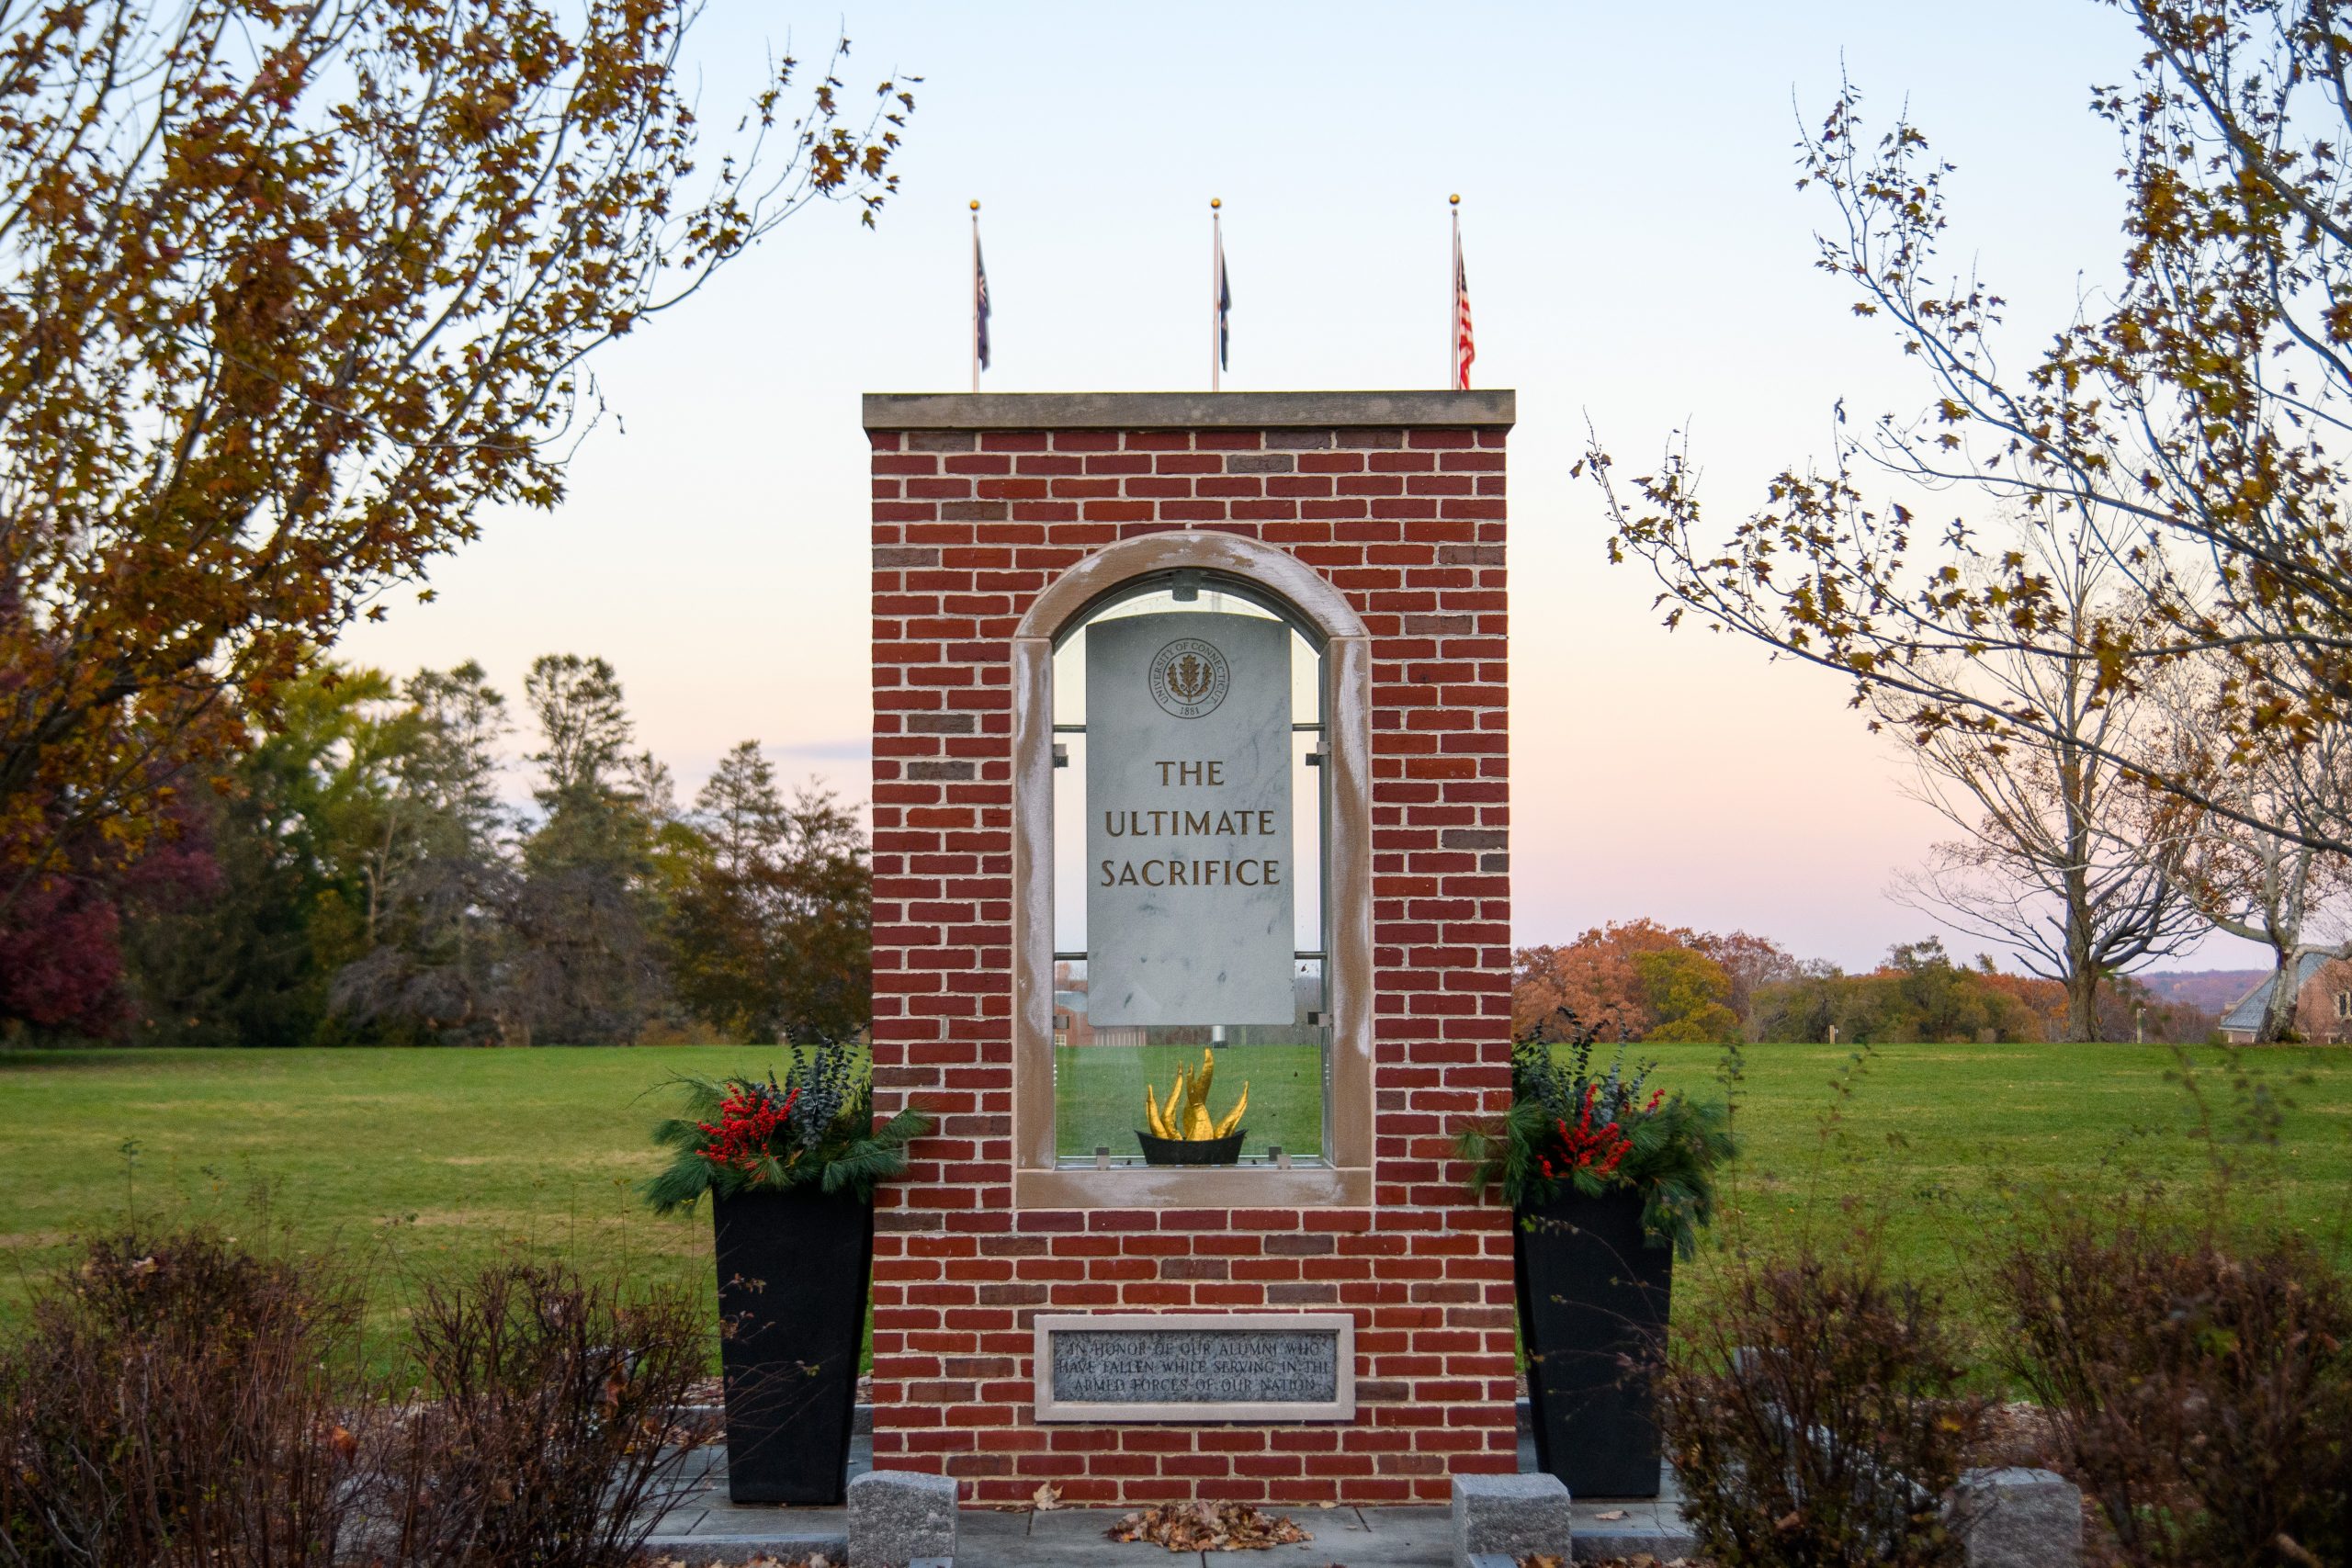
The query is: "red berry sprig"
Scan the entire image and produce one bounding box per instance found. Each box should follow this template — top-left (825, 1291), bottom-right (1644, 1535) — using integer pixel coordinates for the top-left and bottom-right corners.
top-left (1537, 1083), bottom-right (1635, 1181)
top-left (695, 1082), bottom-right (800, 1179)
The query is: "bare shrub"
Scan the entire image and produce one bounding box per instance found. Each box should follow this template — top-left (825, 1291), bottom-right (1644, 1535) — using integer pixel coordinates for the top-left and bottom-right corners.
top-left (1997, 1216), bottom-right (2352, 1568)
top-left (1657, 1246), bottom-right (1988, 1568)
top-left (0, 1228), bottom-right (368, 1568)
top-left (377, 1258), bottom-right (715, 1568)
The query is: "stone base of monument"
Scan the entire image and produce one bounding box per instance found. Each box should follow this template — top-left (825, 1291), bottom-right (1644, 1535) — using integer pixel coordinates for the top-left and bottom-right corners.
top-left (638, 1407), bottom-right (1714, 1567)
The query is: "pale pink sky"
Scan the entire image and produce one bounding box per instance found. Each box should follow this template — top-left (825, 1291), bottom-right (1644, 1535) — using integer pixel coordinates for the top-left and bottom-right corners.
top-left (339, 1), bottom-right (2272, 975)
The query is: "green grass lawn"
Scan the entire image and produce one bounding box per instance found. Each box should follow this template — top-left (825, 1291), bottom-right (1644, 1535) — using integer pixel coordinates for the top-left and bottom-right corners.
top-left (1628, 1040), bottom-right (2352, 1332)
top-left (0, 1045), bottom-right (761, 1353)
top-left (2, 1042), bottom-right (2346, 1356)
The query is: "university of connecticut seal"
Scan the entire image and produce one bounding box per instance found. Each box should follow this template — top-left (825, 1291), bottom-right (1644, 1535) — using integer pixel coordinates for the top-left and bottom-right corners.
top-left (1148, 638), bottom-right (1230, 718)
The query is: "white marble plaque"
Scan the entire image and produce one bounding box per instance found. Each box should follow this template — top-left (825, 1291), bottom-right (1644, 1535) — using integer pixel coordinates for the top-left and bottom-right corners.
top-left (1085, 612), bottom-right (1294, 1025)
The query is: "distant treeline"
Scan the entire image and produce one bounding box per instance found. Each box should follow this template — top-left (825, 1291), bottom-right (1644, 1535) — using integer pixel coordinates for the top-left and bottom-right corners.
top-left (1513, 920), bottom-right (2218, 1046)
top-left (0, 657), bottom-right (867, 1047)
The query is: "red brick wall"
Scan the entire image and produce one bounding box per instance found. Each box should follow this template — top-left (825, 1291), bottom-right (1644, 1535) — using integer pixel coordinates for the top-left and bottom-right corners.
top-left (866, 414), bottom-right (1512, 1506)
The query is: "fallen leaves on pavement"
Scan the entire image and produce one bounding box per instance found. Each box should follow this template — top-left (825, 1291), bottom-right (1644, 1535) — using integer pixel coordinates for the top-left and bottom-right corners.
top-left (1108, 1500), bottom-right (1313, 1551)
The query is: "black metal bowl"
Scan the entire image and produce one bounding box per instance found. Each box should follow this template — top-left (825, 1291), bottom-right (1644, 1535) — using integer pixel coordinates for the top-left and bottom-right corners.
top-left (1134, 1128), bottom-right (1246, 1166)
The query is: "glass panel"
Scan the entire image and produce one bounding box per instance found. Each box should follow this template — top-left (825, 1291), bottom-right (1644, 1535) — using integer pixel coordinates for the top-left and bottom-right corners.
top-left (1052, 957), bottom-right (1329, 1164)
top-left (1052, 728), bottom-right (1090, 955)
top-left (1047, 576), bottom-right (1332, 1168)
top-left (1290, 723), bottom-right (1324, 953)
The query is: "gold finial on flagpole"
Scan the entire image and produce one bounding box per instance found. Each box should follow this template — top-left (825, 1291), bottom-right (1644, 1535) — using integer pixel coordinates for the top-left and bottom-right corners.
top-left (1210, 197), bottom-right (1221, 209)
top-left (970, 199), bottom-right (980, 210)
top-left (1450, 193), bottom-right (1460, 205)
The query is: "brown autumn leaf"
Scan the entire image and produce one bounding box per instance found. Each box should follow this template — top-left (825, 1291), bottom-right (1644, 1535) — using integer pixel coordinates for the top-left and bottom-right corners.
top-left (1107, 1500), bottom-right (1312, 1552)
top-left (1031, 1482), bottom-right (1062, 1511)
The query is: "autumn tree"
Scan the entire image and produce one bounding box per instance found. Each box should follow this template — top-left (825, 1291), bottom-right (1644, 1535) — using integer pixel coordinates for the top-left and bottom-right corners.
top-left (1749, 939), bottom-right (2045, 1043)
top-left (1882, 543), bottom-right (2203, 1041)
top-left (2159, 669), bottom-right (2352, 1039)
top-left (1632, 948), bottom-right (1742, 1042)
top-left (1594, 1), bottom-right (2352, 867)
top-left (1511, 919), bottom-right (1694, 1037)
top-left (1513, 920), bottom-right (1800, 1040)
top-left (0, 0), bottom-right (912, 914)
top-left (1687, 929), bottom-right (1811, 1024)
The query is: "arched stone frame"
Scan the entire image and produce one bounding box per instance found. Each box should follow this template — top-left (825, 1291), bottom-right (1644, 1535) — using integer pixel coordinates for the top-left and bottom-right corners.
top-left (1010, 531), bottom-right (1375, 1208)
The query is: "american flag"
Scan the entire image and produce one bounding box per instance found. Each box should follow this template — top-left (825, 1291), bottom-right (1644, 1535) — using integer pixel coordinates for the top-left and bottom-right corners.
top-left (1452, 215), bottom-right (1475, 390)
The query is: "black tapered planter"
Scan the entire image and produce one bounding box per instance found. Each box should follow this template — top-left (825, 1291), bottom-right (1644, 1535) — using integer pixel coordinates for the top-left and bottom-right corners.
top-left (710, 1185), bottom-right (873, 1505)
top-left (1516, 1185), bottom-right (1674, 1499)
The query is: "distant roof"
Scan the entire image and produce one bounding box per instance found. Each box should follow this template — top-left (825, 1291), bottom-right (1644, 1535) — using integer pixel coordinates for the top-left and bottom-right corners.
top-left (2219, 952), bottom-right (2337, 1032)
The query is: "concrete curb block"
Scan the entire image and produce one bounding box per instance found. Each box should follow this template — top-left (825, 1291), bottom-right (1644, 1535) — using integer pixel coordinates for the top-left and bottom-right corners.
top-left (1452, 1473), bottom-right (1573, 1568)
top-left (848, 1471), bottom-right (959, 1568)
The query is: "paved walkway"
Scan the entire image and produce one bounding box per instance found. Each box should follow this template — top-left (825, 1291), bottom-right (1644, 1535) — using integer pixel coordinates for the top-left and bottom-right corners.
top-left (645, 1420), bottom-right (1695, 1566)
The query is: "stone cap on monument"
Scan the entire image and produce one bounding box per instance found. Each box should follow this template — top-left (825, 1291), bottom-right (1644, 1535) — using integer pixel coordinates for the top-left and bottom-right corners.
top-left (862, 389), bottom-right (1516, 430)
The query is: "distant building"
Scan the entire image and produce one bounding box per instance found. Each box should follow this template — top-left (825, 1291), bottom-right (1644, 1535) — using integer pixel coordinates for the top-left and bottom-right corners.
top-left (2217, 952), bottom-right (2352, 1043)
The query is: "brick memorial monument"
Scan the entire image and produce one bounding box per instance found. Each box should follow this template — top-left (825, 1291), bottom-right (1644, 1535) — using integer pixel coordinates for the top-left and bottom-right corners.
top-left (865, 389), bottom-right (1515, 1506)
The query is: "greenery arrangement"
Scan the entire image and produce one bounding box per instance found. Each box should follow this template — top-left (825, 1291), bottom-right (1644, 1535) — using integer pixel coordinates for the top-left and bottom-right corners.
top-left (1460, 1008), bottom-right (1735, 1256)
top-left (642, 1047), bottom-right (929, 1213)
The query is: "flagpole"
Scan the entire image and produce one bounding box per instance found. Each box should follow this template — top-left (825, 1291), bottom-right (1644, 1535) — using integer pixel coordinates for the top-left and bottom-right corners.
top-left (1210, 197), bottom-right (1222, 393)
top-left (970, 199), bottom-right (980, 394)
top-left (1448, 194), bottom-right (1460, 390)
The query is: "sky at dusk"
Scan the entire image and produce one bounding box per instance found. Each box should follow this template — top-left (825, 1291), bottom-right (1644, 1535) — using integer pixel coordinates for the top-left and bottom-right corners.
top-left (337, 1), bottom-right (2269, 976)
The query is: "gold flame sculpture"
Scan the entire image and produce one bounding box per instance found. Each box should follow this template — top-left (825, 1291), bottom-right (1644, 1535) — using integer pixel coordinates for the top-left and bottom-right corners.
top-left (1142, 1048), bottom-right (1249, 1141)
